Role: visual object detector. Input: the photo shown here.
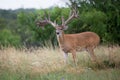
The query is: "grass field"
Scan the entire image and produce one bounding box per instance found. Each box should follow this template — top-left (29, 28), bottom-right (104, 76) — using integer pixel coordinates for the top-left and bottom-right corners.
top-left (0, 45), bottom-right (120, 80)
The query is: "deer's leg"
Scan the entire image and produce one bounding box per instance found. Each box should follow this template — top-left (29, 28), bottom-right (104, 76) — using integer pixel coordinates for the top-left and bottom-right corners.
top-left (63, 52), bottom-right (69, 64)
top-left (71, 50), bottom-right (77, 65)
top-left (86, 48), bottom-right (97, 62)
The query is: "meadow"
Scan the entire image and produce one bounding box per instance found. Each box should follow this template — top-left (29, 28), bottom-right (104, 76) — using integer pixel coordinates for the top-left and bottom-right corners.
top-left (0, 45), bottom-right (120, 80)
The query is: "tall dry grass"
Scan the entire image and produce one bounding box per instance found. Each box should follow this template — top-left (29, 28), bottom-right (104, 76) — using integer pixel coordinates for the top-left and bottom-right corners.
top-left (0, 47), bottom-right (65, 74)
top-left (0, 45), bottom-right (120, 74)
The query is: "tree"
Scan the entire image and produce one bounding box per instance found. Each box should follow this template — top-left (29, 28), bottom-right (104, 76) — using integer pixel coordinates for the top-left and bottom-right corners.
top-left (68, 0), bottom-right (120, 44)
top-left (0, 29), bottom-right (21, 47)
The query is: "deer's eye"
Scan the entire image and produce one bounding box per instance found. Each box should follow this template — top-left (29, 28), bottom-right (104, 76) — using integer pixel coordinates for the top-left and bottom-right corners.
top-left (60, 28), bottom-right (63, 30)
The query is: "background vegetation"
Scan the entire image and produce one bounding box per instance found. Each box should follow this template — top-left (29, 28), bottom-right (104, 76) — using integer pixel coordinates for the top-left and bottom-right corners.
top-left (0, 0), bottom-right (120, 47)
top-left (0, 0), bottom-right (120, 80)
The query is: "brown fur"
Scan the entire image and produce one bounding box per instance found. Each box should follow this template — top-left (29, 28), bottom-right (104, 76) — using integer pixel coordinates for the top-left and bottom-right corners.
top-left (57, 31), bottom-right (100, 64)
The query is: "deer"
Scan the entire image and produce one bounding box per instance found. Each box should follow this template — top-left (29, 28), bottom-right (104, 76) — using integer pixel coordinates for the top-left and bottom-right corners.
top-left (36, 8), bottom-right (100, 65)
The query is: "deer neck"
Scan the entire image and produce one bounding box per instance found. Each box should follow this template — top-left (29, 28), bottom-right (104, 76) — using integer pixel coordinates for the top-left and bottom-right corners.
top-left (57, 31), bottom-right (65, 48)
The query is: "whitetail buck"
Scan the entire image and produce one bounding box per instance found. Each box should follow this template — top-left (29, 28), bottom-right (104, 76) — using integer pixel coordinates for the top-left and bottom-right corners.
top-left (37, 8), bottom-right (100, 65)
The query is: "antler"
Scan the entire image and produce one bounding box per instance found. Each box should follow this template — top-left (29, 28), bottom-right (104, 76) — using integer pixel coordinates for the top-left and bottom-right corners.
top-left (62, 7), bottom-right (79, 26)
top-left (36, 11), bottom-right (57, 28)
top-left (36, 8), bottom-right (79, 29)
top-left (44, 13), bottom-right (57, 27)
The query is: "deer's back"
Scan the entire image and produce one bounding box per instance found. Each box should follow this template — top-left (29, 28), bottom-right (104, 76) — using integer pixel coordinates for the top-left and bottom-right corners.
top-left (63, 32), bottom-right (100, 52)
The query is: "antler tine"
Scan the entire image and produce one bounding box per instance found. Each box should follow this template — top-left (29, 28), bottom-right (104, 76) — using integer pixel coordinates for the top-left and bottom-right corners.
top-left (61, 16), bottom-right (65, 26)
top-left (36, 11), bottom-right (57, 28)
top-left (47, 13), bottom-right (51, 21)
top-left (69, 10), bottom-right (72, 17)
top-left (64, 7), bottom-right (79, 25)
top-left (64, 11), bottom-right (77, 25)
top-left (43, 11), bottom-right (57, 27)
top-left (48, 15), bottom-right (57, 27)
top-left (74, 6), bottom-right (79, 18)
top-left (43, 11), bottom-right (47, 19)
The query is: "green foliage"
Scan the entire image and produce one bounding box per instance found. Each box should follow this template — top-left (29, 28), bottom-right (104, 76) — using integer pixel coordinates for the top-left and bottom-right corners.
top-left (88, 0), bottom-right (120, 44)
top-left (17, 10), bottom-right (56, 46)
top-left (0, 18), bottom-right (7, 29)
top-left (0, 0), bottom-right (120, 47)
top-left (0, 29), bottom-right (21, 47)
top-left (17, 7), bottom-right (71, 47)
top-left (69, 0), bottom-right (120, 44)
top-left (80, 9), bottom-right (107, 40)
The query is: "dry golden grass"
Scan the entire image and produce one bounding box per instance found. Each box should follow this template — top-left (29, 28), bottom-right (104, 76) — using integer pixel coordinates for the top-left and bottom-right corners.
top-left (0, 45), bottom-right (120, 74)
top-left (0, 47), bottom-right (64, 74)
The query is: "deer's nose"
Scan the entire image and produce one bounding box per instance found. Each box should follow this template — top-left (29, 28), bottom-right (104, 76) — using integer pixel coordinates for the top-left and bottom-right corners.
top-left (56, 32), bottom-right (59, 35)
